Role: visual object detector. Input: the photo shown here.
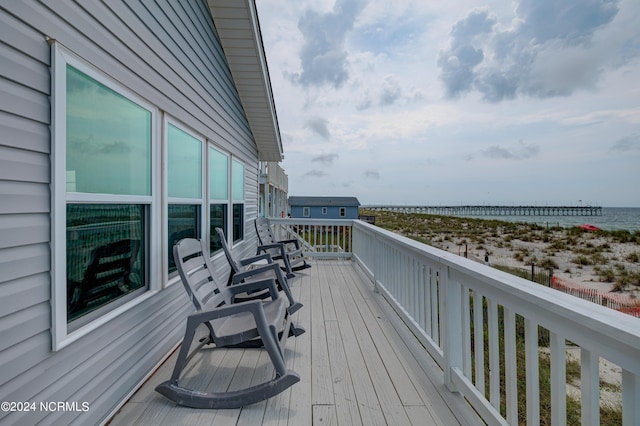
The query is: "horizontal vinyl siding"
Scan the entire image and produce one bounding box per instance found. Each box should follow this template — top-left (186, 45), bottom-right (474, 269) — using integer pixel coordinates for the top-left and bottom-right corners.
top-left (0, 0), bottom-right (261, 424)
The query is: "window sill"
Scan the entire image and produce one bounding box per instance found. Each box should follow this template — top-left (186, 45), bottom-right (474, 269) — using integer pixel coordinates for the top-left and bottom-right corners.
top-left (53, 290), bottom-right (158, 351)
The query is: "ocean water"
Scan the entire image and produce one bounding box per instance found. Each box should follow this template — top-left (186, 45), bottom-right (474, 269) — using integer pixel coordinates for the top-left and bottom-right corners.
top-left (460, 207), bottom-right (640, 231)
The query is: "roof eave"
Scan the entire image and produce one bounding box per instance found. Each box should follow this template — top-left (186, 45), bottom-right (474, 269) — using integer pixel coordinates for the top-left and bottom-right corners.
top-left (207, 0), bottom-right (283, 162)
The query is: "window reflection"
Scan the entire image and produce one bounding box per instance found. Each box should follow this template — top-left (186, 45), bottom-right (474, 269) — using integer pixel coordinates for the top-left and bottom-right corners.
top-left (168, 205), bottom-right (200, 274)
top-left (210, 204), bottom-right (227, 252)
top-left (168, 124), bottom-right (201, 199)
top-left (66, 204), bottom-right (146, 323)
top-left (233, 204), bottom-right (244, 242)
top-left (66, 65), bottom-right (151, 196)
top-left (209, 148), bottom-right (228, 200)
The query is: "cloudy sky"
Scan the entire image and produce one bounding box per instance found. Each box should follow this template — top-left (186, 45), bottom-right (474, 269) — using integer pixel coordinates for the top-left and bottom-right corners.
top-left (255, 0), bottom-right (640, 207)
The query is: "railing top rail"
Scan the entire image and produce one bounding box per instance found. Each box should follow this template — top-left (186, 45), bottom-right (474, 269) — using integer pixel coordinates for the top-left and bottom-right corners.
top-left (268, 218), bottom-right (355, 227)
top-left (352, 220), bottom-right (640, 372)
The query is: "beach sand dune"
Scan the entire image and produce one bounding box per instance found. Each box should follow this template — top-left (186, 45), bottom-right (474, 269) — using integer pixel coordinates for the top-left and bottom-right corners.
top-left (368, 211), bottom-right (640, 298)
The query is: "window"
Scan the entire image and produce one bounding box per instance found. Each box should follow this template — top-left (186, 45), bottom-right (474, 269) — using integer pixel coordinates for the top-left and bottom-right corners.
top-left (167, 123), bottom-right (203, 274)
top-left (209, 146), bottom-right (228, 251)
top-left (232, 159), bottom-right (245, 242)
top-left (52, 45), bottom-right (158, 347)
top-left (303, 207), bottom-right (310, 217)
top-left (66, 204), bottom-right (146, 324)
top-left (340, 207), bottom-right (347, 217)
top-left (322, 207), bottom-right (327, 215)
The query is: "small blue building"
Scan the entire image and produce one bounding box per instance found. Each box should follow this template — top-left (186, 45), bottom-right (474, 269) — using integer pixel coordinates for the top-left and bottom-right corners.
top-left (289, 196), bottom-right (361, 219)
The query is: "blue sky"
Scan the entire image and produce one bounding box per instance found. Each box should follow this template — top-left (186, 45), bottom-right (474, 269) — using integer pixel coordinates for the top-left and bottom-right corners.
top-left (256, 0), bottom-right (640, 207)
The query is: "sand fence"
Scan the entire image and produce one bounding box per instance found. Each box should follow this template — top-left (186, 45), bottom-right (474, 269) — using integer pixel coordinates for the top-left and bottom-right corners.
top-left (552, 276), bottom-right (640, 317)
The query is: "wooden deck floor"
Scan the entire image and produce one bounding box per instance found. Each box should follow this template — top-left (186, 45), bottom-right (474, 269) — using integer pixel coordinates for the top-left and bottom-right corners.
top-left (109, 260), bottom-right (481, 425)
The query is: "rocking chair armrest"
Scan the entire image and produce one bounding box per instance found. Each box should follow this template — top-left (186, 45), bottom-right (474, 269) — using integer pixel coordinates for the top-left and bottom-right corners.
top-left (231, 262), bottom-right (284, 286)
top-left (187, 299), bottom-right (264, 325)
top-left (239, 253), bottom-right (273, 267)
top-left (257, 242), bottom-right (286, 252)
top-left (277, 239), bottom-right (301, 249)
top-left (228, 278), bottom-right (280, 300)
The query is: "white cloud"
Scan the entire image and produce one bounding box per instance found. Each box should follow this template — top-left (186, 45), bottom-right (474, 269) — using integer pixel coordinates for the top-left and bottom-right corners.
top-left (437, 0), bottom-right (637, 102)
top-left (611, 134), bottom-right (640, 152)
top-left (312, 153), bottom-right (339, 165)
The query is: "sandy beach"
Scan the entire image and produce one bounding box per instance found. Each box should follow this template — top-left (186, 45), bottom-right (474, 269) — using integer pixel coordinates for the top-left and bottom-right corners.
top-left (438, 232), bottom-right (640, 296)
top-left (366, 210), bottom-right (640, 299)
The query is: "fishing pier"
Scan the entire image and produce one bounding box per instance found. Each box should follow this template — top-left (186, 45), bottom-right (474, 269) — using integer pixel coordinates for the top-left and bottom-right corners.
top-left (364, 205), bottom-right (602, 216)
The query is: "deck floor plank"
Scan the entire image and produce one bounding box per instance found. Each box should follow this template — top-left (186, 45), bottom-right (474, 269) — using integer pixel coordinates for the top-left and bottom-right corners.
top-left (313, 404), bottom-right (338, 425)
top-left (108, 260), bottom-right (481, 426)
top-left (324, 263), bottom-right (387, 426)
top-left (286, 269), bottom-right (313, 425)
top-left (345, 262), bottom-right (483, 426)
top-left (310, 262), bottom-right (335, 406)
top-left (235, 350), bottom-right (270, 426)
top-left (324, 320), bottom-right (363, 426)
top-left (332, 262), bottom-right (412, 426)
top-left (329, 261), bottom-right (424, 407)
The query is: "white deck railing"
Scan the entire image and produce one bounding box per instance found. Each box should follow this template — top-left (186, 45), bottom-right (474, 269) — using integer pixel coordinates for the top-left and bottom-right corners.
top-left (267, 218), bottom-right (353, 258)
top-left (268, 218), bottom-right (640, 425)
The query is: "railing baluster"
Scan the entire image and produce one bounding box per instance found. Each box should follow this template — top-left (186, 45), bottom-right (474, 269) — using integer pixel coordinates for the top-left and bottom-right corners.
top-left (581, 348), bottom-right (599, 426)
top-left (487, 298), bottom-right (500, 410)
top-left (443, 266), bottom-right (463, 392)
top-left (410, 257), bottom-right (415, 314)
top-left (525, 318), bottom-right (540, 425)
top-left (462, 285), bottom-right (472, 379)
top-left (425, 266), bottom-right (433, 337)
top-left (419, 264), bottom-right (426, 332)
top-left (622, 368), bottom-right (639, 425)
top-left (473, 291), bottom-right (484, 396)
top-left (432, 269), bottom-right (440, 344)
top-left (550, 331), bottom-right (566, 426)
top-left (504, 307), bottom-right (518, 424)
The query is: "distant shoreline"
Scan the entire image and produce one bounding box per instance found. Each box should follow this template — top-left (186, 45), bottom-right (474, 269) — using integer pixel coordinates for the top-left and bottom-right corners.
top-left (362, 206), bottom-right (640, 232)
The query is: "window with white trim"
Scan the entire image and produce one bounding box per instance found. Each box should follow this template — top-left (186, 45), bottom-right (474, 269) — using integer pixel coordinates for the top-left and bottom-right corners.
top-left (166, 122), bottom-right (204, 275)
top-left (52, 45), bottom-right (158, 347)
top-left (232, 159), bottom-right (245, 243)
top-left (209, 146), bottom-right (229, 251)
top-left (322, 207), bottom-right (327, 215)
top-left (340, 207), bottom-right (347, 217)
top-left (303, 207), bottom-right (310, 217)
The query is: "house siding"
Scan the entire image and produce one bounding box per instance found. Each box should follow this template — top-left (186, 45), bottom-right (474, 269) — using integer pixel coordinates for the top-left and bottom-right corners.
top-left (0, 1), bottom-right (259, 424)
top-left (291, 205), bottom-right (360, 219)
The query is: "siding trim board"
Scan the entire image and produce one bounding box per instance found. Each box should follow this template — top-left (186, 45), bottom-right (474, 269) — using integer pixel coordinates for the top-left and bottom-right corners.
top-left (0, 0), bottom-right (280, 423)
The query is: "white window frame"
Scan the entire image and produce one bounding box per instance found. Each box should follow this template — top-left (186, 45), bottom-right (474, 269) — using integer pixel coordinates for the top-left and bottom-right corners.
top-left (322, 207), bottom-right (328, 215)
top-left (164, 117), bottom-right (206, 283)
top-left (340, 207), bottom-right (347, 217)
top-left (51, 43), bottom-right (161, 350)
top-left (231, 157), bottom-right (246, 244)
top-left (303, 207), bottom-right (310, 217)
top-left (208, 144), bottom-right (230, 253)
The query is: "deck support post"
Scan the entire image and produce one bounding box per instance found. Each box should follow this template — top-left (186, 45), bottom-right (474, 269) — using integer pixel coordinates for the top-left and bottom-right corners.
top-left (442, 265), bottom-right (463, 393)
